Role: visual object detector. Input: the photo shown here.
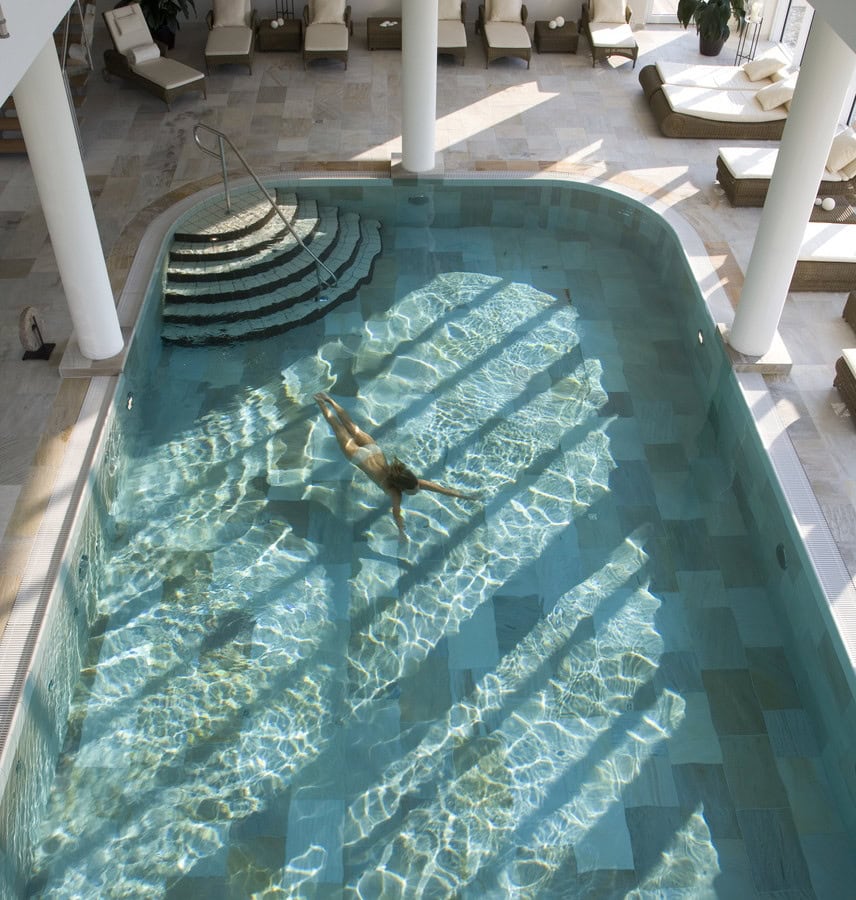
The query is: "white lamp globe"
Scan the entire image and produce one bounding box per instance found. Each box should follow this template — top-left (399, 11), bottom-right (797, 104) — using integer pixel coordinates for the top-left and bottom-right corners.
top-left (556, 16), bottom-right (565, 26)
top-left (549, 19), bottom-right (557, 29)
top-left (821, 197), bottom-right (836, 212)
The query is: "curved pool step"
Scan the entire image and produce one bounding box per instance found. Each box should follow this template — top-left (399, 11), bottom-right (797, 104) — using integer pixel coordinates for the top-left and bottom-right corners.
top-left (171, 193), bottom-right (293, 245)
top-left (168, 195), bottom-right (304, 267)
top-left (161, 216), bottom-right (382, 346)
top-left (166, 201), bottom-right (331, 288)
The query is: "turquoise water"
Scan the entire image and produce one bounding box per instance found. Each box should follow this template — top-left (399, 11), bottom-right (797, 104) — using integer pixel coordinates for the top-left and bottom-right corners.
top-left (21, 183), bottom-right (854, 897)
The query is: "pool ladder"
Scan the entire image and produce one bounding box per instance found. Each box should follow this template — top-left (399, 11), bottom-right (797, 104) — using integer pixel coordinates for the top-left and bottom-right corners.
top-left (192, 123), bottom-right (338, 297)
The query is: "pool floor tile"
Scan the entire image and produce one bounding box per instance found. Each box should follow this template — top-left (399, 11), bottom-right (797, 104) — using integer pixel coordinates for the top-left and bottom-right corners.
top-left (737, 807), bottom-right (813, 894)
top-left (721, 735), bottom-right (790, 810)
top-left (776, 756), bottom-right (844, 835)
top-left (667, 692), bottom-right (723, 766)
top-left (702, 668), bottom-right (766, 736)
top-left (800, 832), bottom-right (856, 900)
top-left (764, 709), bottom-right (822, 758)
top-left (670, 763), bottom-right (741, 839)
top-left (689, 608), bottom-right (748, 670)
top-left (747, 646), bottom-right (804, 710)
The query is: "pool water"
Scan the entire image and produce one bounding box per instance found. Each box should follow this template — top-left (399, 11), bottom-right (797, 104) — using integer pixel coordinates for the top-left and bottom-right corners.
top-left (23, 183), bottom-right (854, 897)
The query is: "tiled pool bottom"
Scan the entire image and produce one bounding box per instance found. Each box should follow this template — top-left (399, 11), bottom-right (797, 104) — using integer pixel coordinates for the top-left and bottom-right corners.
top-left (18, 185), bottom-right (856, 897)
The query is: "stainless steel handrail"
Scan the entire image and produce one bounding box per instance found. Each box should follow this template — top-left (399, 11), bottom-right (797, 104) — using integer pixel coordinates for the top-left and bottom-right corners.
top-left (192, 123), bottom-right (337, 289)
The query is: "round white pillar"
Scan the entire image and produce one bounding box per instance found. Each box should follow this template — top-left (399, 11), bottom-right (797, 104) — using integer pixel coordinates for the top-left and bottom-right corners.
top-left (13, 39), bottom-right (124, 361)
top-left (401, 0), bottom-right (438, 173)
top-left (729, 17), bottom-right (856, 357)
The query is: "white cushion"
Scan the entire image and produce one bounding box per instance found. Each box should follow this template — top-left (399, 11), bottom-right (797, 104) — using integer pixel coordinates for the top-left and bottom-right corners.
top-left (438, 0), bottom-right (461, 19)
top-left (438, 19), bottom-right (466, 48)
top-left (592, 0), bottom-right (627, 23)
top-left (840, 157), bottom-right (856, 182)
top-left (755, 75), bottom-right (796, 111)
top-left (131, 56), bottom-right (205, 89)
top-left (213, 0), bottom-right (249, 27)
top-left (311, 0), bottom-right (345, 24)
top-left (588, 22), bottom-right (635, 49)
top-left (656, 61), bottom-right (760, 90)
top-left (489, 0), bottom-right (522, 22)
top-left (484, 21), bottom-right (531, 48)
top-left (205, 26), bottom-right (253, 55)
top-left (106, 4), bottom-right (152, 54)
top-left (827, 128), bottom-right (856, 174)
top-left (717, 146), bottom-right (845, 182)
top-left (304, 22), bottom-right (348, 50)
top-left (127, 42), bottom-right (161, 65)
top-left (842, 348), bottom-right (856, 376)
top-left (662, 84), bottom-right (788, 122)
top-left (799, 223), bottom-right (856, 264)
top-left (743, 53), bottom-right (786, 82)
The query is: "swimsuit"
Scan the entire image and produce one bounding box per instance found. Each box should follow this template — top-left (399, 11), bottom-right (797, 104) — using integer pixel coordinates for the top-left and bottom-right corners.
top-left (351, 443), bottom-right (384, 466)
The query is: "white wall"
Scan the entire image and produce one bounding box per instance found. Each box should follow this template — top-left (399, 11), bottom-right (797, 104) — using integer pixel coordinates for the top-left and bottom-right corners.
top-left (0, 0), bottom-right (74, 104)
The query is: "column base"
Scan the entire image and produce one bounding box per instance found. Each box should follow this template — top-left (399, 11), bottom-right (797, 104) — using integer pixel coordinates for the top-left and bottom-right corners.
top-left (717, 324), bottom-right (792, 375)
top-left (60, 327), bottom-right (132, 378)
top-left (391, 152), bottom-right (445, 178)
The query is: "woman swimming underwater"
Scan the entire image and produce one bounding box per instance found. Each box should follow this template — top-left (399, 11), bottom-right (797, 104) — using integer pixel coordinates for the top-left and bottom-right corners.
top-left (313, 393), bottom-right (477, 539)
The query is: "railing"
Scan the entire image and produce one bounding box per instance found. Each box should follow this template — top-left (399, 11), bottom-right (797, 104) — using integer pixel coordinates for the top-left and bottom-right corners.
top-left (192, 123), bottom-right (337, 291)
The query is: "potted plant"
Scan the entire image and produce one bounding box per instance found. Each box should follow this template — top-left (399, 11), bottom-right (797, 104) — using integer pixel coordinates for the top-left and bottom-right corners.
top-left (677, 0), bottom-right (746, 57)
top-left (114, 0), bottom-right (197, 50)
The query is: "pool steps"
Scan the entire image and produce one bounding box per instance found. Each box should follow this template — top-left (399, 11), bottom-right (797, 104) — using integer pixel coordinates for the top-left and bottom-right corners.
top-left (161, 191), bottom-right (382, 345)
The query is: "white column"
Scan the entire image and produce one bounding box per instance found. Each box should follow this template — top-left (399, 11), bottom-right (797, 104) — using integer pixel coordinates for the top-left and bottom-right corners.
top-left (728, 17), bottom-right (856, 357)
top-left (401, 0), bottom-right (438, 173)
top-left (13, 39), bottom-right (124, 361)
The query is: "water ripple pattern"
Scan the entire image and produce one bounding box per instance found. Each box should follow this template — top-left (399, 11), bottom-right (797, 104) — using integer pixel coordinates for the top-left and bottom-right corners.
top-left (26, 265), bottom-right (707, 897)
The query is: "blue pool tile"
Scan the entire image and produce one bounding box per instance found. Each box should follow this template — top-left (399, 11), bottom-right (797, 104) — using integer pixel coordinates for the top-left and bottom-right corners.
top-left (764, 709), bottom-right (822, 758)
top-left (622, 753), bottom-right (679, 808)
top-left (574, 802), bottom-right (635, 874)
top-left (800, 832), bottom-right (856, 900)
top-left (670, 763), bottom-right (741, 839)
top-left (721, 735), bottom-right (789, 809)
top-left (667, 692), bottom-right (723, 765)
top-left (737, 807), bottom-right (812, 894)
top-left (690, 609), bottom-right (748, 670)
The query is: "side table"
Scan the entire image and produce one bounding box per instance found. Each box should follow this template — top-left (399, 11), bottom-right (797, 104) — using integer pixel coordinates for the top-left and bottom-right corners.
top-left (367, 17), bottom-right (402, 50)
top-left (257, 18), bottom-right (302, 52)
top-left (534, 21), bottom-right (579, 54)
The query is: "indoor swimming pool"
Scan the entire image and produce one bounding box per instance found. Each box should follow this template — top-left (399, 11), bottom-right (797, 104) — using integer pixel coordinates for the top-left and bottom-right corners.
top-left (5, 179), bottom-right (856, 898)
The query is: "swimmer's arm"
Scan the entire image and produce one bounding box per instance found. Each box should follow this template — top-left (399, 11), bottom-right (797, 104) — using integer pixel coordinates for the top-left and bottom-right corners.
top-left (391, 491), bottom-right (408, 540)
top-left (417, 479), bottom-right (479, 501)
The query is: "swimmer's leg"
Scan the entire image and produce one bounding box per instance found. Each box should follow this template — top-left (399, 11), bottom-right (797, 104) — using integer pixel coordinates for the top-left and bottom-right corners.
top-left (315, 395), bottom-right (358, 458)
top-left (316, 393), bottom-right (375, 447)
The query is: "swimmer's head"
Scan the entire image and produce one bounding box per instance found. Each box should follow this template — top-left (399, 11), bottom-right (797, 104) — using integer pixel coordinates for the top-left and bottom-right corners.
top-left (387, 457), bottom-right (419, 493)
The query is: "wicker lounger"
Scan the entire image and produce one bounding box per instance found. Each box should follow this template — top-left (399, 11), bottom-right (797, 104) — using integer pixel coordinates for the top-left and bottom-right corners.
top-left (303, 3), bottom-right (352, 69)
top-left (716, 152), bottom-right (856, 207)
top-left (834, 352), bottom-right (856, 422)
top-left (790, 223), bottom-right (856, 292)
top-left (639, 65), bottom-right (786, 140)
top-left (579, 1), bottom-right (637, 69)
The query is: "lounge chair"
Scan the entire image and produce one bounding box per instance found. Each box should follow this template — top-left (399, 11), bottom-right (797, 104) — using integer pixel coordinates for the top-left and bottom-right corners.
top-left (438, 0), bottom-right (467, 65)
top-left (790, 223), bottom-right (856, 292)
top-left (476, 0), bottom-right (531, 69)
top-left (833, 350), bottom-right (856, 422)
top-left (205, 0), bottom-right (257, 75)
top-left (102, 3), bottom-right (206, 108)
top-left (302, 1), bottom-right (352, 70)
top-left (579, 0), bottom-right (637, 69)
top-left (717, 144), bottom-right (856, 208)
